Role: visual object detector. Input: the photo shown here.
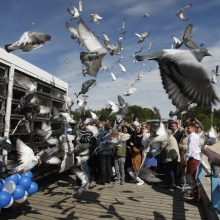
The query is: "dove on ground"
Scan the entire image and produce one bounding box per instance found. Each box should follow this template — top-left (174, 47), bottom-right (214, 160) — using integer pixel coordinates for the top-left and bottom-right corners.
top-left (5, 32), bottom-right (51, 53)
top-left (135, 48), bottom-right (219, 110)
top-left (176, 3), bottom-right (192, 21)
top-left (135, 32), bottom-right (150, 44)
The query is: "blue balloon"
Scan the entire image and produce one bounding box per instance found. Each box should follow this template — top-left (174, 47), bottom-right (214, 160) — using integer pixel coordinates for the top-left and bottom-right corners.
top-left (21, 171), bottom-right (33, 180)
top-left (18, 176), bottom-right (32, 190)
top-left (5, 174), bottom-right (20, 185)
top-left (0, 179), bottom-right (4, 191)
top-left (12, 185), bottom-right (25, 200)
top-left (0, 191), bottom-right (11, 208)
top-left (27, 182), bottom-right (38, 196)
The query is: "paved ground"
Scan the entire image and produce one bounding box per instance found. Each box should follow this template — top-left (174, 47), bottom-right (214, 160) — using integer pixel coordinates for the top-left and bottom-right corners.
top-left (0, 172), bottom-right (206, 220)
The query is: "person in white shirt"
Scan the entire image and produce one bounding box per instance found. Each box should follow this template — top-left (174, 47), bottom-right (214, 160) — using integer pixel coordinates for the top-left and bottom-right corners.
top-left (185, 124), bottom-right (202, 200)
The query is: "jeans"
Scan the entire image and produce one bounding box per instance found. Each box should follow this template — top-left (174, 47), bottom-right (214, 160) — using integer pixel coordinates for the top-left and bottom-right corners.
top-left (114, 156), bottom-right (125, 182)
top-left (100, 154), bottom-right (112, 182)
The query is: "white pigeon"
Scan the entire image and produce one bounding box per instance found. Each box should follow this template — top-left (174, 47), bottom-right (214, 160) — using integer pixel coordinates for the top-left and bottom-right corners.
top-left (107, 100), bottom-right (119, 115)
top-left (37, 122), bottom-right (52, 140)
top-left (46, 137), bottom-right (58, 145)
top-left (89, 13), bottom-right (103, 23)
top-left (135, 32), bottom-right (150, 44)
top-left (143, 13), bottom-right (150, 18)
top-left (5, 32), bottom-right (51, 53)
top-left (148, 41), bottom-right (152, 50)
top-left (84, 118), bottom-right (92, 125)
top-left (90, 111), bottom-right (99, 120)
top-left (124, 87), bottom-right (137, 96)
top-left (172, 36), bottom-right (182, 48)
top-left (111, 72), bottom-right (117, 81)
top-left (118, 63), bottom-right (126, 73)
top-left (121, 18), bottom-right (126, 29)
top-left (67, 7), bottom-right (80, 19)
top-left (208, 126), bottom-right (218, 139)
top-left (176, 3), bottom-right (192, 21)
top-left (135, 48), bottom-right (219, 110)
top-left (78, 0), bottom-right (83, 12)
top-left (45, 156), bottom-right (61, 165)
top-left (15, 77), bottom-right (37, 92)
top-left (86, 125), bottom-right (99, 138)
top-left (64, 95), bottom-right (74, 111)
top-left (54, 112), bottom-right (75, 123)
top-left (38, 105), bottom-right (51, 115)
top-left (16, 139), bottom-right (40, 172)
top-left (77, 97), bottom-right (87, 109)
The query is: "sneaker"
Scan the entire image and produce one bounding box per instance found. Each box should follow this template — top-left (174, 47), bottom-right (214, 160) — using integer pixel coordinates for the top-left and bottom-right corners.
top-left (120, 181), bottom-right (125, 185)
top-left (137, 181), bottom-right (144, 186)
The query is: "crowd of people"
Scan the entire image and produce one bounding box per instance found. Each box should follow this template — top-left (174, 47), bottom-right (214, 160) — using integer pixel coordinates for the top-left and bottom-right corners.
top-left (68, 117), bottom-right (213, 201)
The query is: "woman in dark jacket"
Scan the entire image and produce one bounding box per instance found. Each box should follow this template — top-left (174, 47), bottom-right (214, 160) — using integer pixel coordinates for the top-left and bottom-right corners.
top-left (96, 122), bottom-right (113, 185)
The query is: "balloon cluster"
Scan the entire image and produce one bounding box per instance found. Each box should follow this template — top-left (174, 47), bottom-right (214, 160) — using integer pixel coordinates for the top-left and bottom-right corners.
top-left (0, 171), bottom-right (38, 208)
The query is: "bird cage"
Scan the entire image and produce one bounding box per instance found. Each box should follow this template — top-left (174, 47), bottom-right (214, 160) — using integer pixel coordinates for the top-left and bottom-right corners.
top-left (0, 48), bottom-right (68, 177)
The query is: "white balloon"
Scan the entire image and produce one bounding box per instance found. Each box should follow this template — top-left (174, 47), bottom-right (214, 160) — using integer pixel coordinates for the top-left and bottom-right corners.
top-left (15, 191), bottom-right (28, 203)
top-left (4, 196), bottom-right (14, 208)
top-left (2, 181), bottom-right (16, 194)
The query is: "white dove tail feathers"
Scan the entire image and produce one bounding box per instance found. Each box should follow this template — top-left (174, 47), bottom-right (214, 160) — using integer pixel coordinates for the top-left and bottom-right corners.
top-left (5, 44), bottom-right (14, 53)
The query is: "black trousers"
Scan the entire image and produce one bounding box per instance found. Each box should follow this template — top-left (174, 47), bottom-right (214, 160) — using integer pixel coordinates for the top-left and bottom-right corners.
top-left (100, 154), bottom-right (112, 183)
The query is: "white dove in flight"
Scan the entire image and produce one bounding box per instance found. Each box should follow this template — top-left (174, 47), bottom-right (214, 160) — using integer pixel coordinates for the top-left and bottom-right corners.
top-left (135, 32), bottom-right (150, 44)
